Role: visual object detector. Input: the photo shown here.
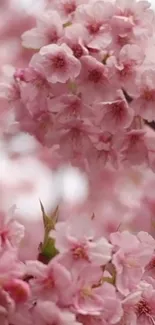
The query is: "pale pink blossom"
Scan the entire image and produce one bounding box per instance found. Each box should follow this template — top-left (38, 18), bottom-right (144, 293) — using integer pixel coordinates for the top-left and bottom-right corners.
top-left (94, 90), bottom-right (134, 133)
top-left (0, 209), bottom-right (24, 250)
top-left (78, 55), bottom-right (113, 103)
top-left (26, 259), bottom-right (72, 303)
top-left (72, 265), bottom-right (122, 320)
top-left (14, 67), bottom-right (54, 114)
top-left (63, 24), bottom-right (88, 58)
top-left (0, 248), bottom-right (24, 284)
top-left (22, 10), bottom-right (63, 49)
top-left (112, 0), bottom-right (155, 40)
top-left (48, 0), bottom-right (87, 22)
top-left (113, 130), bottom-right (149, 166)
top-left (131, 69), bottom-right (155, 121)
top-left (111, 231), bottom-right (155, 295)
top-left (75, 1), bottom-right (114, 49)
top-left (50, 94), bottom-right (93, 121)
top-left (51, 215), bottom-right (112, 270)
top-left (53, 119), bottom-right (96, 158)
top-left (30, 43), bottom-right (81, 83)
top-left (33, 300), bottom-right (81, 325)
top-left (135, 282), bottom-right (155, 325)
top-left (116, 44), bottom-right (145, 95)
top-left (3, 279), bottom-right (31, 304)
top-left (120, 281), bottom-right (155, 325)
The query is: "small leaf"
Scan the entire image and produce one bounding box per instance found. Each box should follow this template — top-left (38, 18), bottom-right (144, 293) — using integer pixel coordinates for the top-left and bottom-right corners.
top-left (39, 238), bottom-right (59, 264)
top-left (39, 200), bottom-right (58, 232)
top-left (38, 201), bottom-right (59, 263)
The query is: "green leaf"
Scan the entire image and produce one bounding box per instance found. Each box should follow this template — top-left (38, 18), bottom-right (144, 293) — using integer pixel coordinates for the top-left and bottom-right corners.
top-left (38, 201), bottom-right (59, 263)
top-left (40, 237), bottom-right (58, 262)
top-left (39, 200), bottom-right (58, 232)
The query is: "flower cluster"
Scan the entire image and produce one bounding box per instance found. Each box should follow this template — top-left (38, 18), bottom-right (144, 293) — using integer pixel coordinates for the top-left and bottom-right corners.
top-left (2, 0), bottom-right (155, 172)
top-left (1, 206), bottom-right (155, 325)
top-left (1, 1), bottom-right (155, 325)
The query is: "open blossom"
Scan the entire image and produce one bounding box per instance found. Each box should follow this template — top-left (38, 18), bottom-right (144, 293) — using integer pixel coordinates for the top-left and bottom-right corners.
top-left (3, 279), bottom-right (31, 304)
top-left (0, 209), bottom-right (24, 250)
top-left (78, 55), bottom-right (113, 103)
top-left (72, 265), bottom-right (123, 320)
top-left (94, 90), bottom-right (134, 133)
top-left (117, 281), bottom-right (155, 325)
top-left (22, 10), bottom-right (64, 50)
top-left (26, 259), bottom-right (72, 303)
top-left (113, 130), bottom-right (149, 166)
top-left (0, 248), bottom-right (24, 284)
top-left (53, 119), bottom-right (96, 159)
top-left (110, 231), bottom-right (155, 296)
top-left (51, 216), bottom-right (112, 270)
top-left (112, 0), bottom-right (155, 39)
top-left (33, 300), bottom-right (82, 325)
top-left (30, 43), bottom-right (81, 83)
top-left (48, 0), bottom-right (87, 22)
top-left (116, 44), bottom-right (145, 95)
top-left (131, 69), bottom-right (155, 121)
top-left (14, 67), bottom-right (54, 114)
top-left (51, 93), bottom-right (93, 122)
top-left (135, 282), bottom-right (155, 325)
top-left (63, 24), bottom-right (88, 58)
top-left (75, 1), bottom-right (114, 49)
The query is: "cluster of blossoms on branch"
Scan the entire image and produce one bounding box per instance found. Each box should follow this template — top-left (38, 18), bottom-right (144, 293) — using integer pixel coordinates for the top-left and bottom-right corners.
top-left (2, 204), bottom-right (155, 325)
top-left (1, 0), bottom-right (155, 171)
top-left (2, 0), bottom-right (155, 325)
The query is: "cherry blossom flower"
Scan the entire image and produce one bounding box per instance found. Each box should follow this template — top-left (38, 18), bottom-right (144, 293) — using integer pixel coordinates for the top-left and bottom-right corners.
top-left (30, 43), bottom-right (81, 83)
top-left (3, 279), bottom-right (31, 304)
top-left (33, 300), bottom-right (82, 325)
top-left (72, 265), bottom-right (122, 319)
top-left (110, 231), bottom-right (155, 295)
top-left (116, 44), bottom-right (145, 95)
top-left (94, 90), bottom-right (134, 133)
top-left (51, 215), bottom-right (112, 270)
top-left (113, 130), bottom-right (149, 166)
top-left (78, 55), bottom-right (113, 103)
top-left (0, 209), bottom-right (24, 250)
top-left (131, 69), bottom-right (155, 121)
top-left (22, 10), bottom-right (63, 49)
top-left (63, 24), bottom-right (88, 58)
top-left (112, 0), bottom-right (155, 40)
top-left (26, 259), bottom-right (72, 303)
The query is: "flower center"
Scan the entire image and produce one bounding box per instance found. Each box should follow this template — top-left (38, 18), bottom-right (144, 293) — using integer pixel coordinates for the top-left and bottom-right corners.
top-left (47, 30), bottom-right (58, 43)
top-left (119, 63), bottom-right (133, 77)
top-left (117, 35), bottom-right (129, 47)
top-left (71, 244), bottom-right (89, 260)
top-left (52, 54), bottom-right (66, 69)
top-left (88, 22), bottom-right (101, 34)
top-left (136, 299), bottom-right (152, 317)
top-left (81, 286), bottom-right (92, 297)
top-left (43, 275), bottom-right (55, 289)
top-left (146, 257), bottom-right (155, 271)
top-left (111, 101), bottom-right (124, 118)
top-left (88, 69), bottom-right (103, 83)
top-left (64, 1), bottom-right (76, 14)
top-left (143, 89), bottom-right (155, 101)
